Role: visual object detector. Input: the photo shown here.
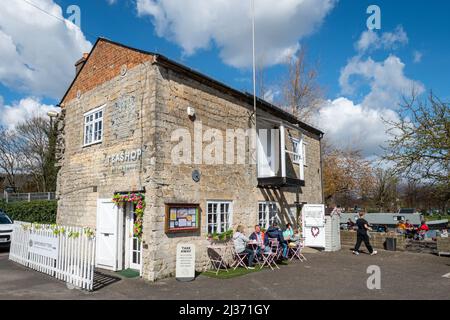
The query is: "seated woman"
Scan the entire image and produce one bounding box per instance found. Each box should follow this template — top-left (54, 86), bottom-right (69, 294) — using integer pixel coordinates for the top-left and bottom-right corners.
top-left (283, 223), bottom-right (300, 243)
top-left (233, 225), bottom-right (255, 269)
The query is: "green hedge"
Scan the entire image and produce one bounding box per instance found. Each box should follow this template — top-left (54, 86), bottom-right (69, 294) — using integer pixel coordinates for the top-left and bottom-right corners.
top-left (0, 200), bottom-right (57, 224)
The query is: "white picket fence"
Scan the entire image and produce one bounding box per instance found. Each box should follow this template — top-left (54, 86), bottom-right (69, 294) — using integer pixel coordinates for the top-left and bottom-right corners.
top-left (9, 221), bottom-right (96, 291)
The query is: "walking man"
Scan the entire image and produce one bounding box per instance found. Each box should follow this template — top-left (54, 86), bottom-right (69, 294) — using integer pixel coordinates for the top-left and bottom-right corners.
top-left (353, 211), bottom-right (377, 256)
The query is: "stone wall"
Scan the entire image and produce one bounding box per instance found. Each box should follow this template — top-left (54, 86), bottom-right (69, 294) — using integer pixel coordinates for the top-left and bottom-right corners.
top-left (140, 64), bottom-right (324, 281)
top-left (437, 237), bottom-right (450, 255)
top-left (57, 40), bottom-right (156, 227)
top-left (57, 39), bottom-right (324, 281)
top-left (340, 231), bottom-right (406, 251)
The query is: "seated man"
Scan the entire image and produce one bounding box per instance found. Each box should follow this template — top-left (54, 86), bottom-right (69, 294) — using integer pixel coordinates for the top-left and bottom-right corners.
top-left (265, 222), bottom-right (288, 259)
top-left (249, 225), bottom-right (269, 255)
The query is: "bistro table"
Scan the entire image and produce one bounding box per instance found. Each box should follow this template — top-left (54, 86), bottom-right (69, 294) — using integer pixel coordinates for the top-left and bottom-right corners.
top-left (206, 242), bottom-right (234, 274)
top-left (247, 240), bottom-right (263, 265)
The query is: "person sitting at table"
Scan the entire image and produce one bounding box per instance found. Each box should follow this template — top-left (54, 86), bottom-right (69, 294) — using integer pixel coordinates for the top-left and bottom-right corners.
top-left (396, 220), bottom-right (407, 234)
top-left (249, 225), bottom-right (269, 254)
top-left (405, 220), bottom-right (415, 238)
top-left (416, 221), bottom-right (430, 240)
top-left (233, 225), bottom-right (255, 269)
top-left (265, 222), bottom-right (288, 259)
top-left (283, 223), bottom-right (300, 242)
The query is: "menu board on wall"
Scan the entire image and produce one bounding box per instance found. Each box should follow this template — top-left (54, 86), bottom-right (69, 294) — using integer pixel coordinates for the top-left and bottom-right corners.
top-left (165, 204), bottom-right (200, 233)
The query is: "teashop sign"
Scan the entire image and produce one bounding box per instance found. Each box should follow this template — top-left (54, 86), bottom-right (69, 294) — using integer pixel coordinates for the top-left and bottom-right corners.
top-left (106, 148), bottom-right (142, 173)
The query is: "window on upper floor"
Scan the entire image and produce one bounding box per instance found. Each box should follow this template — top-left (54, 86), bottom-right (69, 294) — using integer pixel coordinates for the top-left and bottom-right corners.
top-left (292, 137), bottom-right (307, 166)
top-left (83, 106), bottom-right (104, 146)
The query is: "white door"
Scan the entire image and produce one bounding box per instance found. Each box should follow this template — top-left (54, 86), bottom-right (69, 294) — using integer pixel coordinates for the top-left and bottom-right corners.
top-left (96, 199), bottom-right (119, 271)
top-left (126, 207), bottom-right (142, 271)
top-left (257, 129), bottom-right (279, 177)
top-left (302, 204), bottom-right (326, 248)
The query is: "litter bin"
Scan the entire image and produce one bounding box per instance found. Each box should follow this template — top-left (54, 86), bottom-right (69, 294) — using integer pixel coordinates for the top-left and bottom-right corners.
top-left (386, 237), bottom-right (397, 251)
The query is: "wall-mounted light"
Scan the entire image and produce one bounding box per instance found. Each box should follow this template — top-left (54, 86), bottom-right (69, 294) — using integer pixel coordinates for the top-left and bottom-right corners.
top-left (187, 106), bottom-right (195, 117)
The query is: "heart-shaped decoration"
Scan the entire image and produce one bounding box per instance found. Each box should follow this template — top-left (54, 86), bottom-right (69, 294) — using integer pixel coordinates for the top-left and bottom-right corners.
top-left (311, 227), bottom-right (320, 238)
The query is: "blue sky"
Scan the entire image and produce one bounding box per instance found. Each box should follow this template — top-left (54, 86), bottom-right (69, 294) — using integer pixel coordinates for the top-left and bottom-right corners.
top-left (0, 0), bottom-right (449, 156)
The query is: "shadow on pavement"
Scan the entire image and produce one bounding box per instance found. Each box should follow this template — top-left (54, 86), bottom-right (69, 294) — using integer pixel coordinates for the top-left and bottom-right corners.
top-left (93, 270), bottom-right (121, 291)
top-left (0, 247), bottom-right (10, 254)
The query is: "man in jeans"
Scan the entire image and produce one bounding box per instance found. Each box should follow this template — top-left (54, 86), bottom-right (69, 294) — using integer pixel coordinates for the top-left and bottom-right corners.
top-left (353, 211), bottom-right (378, 256)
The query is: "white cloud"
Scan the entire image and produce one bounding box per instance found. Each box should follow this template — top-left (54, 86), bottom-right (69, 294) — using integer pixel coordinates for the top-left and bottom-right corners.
top-left (356, 26), bottom-right (408, 53)
top-left (0, 0), bottom-right (92, 99)
top-left (413, 50), bottom-right (423, 63)
top-left (339, 55), bottom-right (424, 110)
top-left (315, 98), bottom-right (400, 157)
top-left (0, 96), bottom-right (60, 129)
top-left (263, 88), bottom-right (281, 103)
top-left (313, 26), bottom-right (423, 158)
top-left (136, 0), bottom-right (335, 68)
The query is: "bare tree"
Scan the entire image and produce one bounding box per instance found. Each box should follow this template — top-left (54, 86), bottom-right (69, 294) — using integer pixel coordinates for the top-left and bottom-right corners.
top-left (15, 117), bottom-right (55, 192)
top-left (383, 92), bottom-right (449, 185)
top-left (0, 127), bottom-right (26, 190)
top-left (282, 46), bottom-right (323, 122)
top-left (372, 168), bottom-right (399, 212)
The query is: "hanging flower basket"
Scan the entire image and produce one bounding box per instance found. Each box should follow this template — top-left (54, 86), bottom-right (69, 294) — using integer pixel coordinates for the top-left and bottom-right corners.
top-left (112, 192), bottom-right (146, 239)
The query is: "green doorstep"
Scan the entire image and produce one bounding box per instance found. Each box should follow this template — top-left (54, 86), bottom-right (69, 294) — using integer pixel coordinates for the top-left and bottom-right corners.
top-left (117, 268), bottom-right (140, 278)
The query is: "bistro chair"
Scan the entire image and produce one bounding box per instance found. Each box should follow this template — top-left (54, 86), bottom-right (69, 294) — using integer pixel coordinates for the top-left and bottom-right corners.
top-left (260, 239), bottom-right (280, 270)
top-left (230, 247), bottom-right (248, 270)
top-left (268, 238), bottom-right (283, 260)
top-left (207, 246), bottom-right (229, 275)
top-left (288, 238), bottom-right (307, 262)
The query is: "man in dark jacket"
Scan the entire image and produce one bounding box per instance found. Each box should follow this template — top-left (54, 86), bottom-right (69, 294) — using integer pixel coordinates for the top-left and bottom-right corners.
top-left (264, 222), bottom-right (288, 258)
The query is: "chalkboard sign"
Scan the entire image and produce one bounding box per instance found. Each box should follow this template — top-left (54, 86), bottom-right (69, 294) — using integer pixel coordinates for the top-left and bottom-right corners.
top-left (165, 203), bottom-right (200, 233)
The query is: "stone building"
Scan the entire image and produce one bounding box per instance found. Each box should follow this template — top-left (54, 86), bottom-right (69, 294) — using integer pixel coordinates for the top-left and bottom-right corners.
top-left (56, 38), bottom-right (324, 281)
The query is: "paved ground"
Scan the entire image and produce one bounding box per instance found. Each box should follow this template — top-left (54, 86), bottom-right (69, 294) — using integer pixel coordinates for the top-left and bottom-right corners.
top-left (1, 247), bottom-right (449, 300)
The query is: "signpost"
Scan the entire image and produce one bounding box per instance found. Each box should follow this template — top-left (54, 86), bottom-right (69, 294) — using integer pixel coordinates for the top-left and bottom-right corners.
top-left (176, 243), bottom-right (196, 282)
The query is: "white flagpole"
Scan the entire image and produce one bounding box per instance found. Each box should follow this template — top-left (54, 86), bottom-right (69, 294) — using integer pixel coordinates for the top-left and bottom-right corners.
top-left (252, 0), bottom-right (258, 171)
top-left (252, 0), bottom-right (256, 117)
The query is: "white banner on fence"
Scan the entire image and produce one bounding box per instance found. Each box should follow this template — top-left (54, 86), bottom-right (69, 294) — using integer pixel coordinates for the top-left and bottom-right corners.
top-left (29, 234), bottom-right (59, 259)
top-left (9, 222), bottom-right (96, 291)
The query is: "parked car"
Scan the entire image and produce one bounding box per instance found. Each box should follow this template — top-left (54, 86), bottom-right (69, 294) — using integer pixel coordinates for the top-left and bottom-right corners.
top-left (0, 211), bottom-right (13, 250)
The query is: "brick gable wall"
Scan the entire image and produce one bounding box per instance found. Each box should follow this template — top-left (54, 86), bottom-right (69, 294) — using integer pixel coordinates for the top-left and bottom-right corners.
top-left (62, 39), bottom-right (154, 104)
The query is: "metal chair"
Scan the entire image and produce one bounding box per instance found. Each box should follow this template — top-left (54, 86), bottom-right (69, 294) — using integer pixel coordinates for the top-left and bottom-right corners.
top-left (207, 246), bottom-right (229, 275)
top-left (230, 247), bottom-right (249, 270)
top-left (288, 238), bottom-right (307, 261)
top-left (260, 239), bottom-right (280, 270)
